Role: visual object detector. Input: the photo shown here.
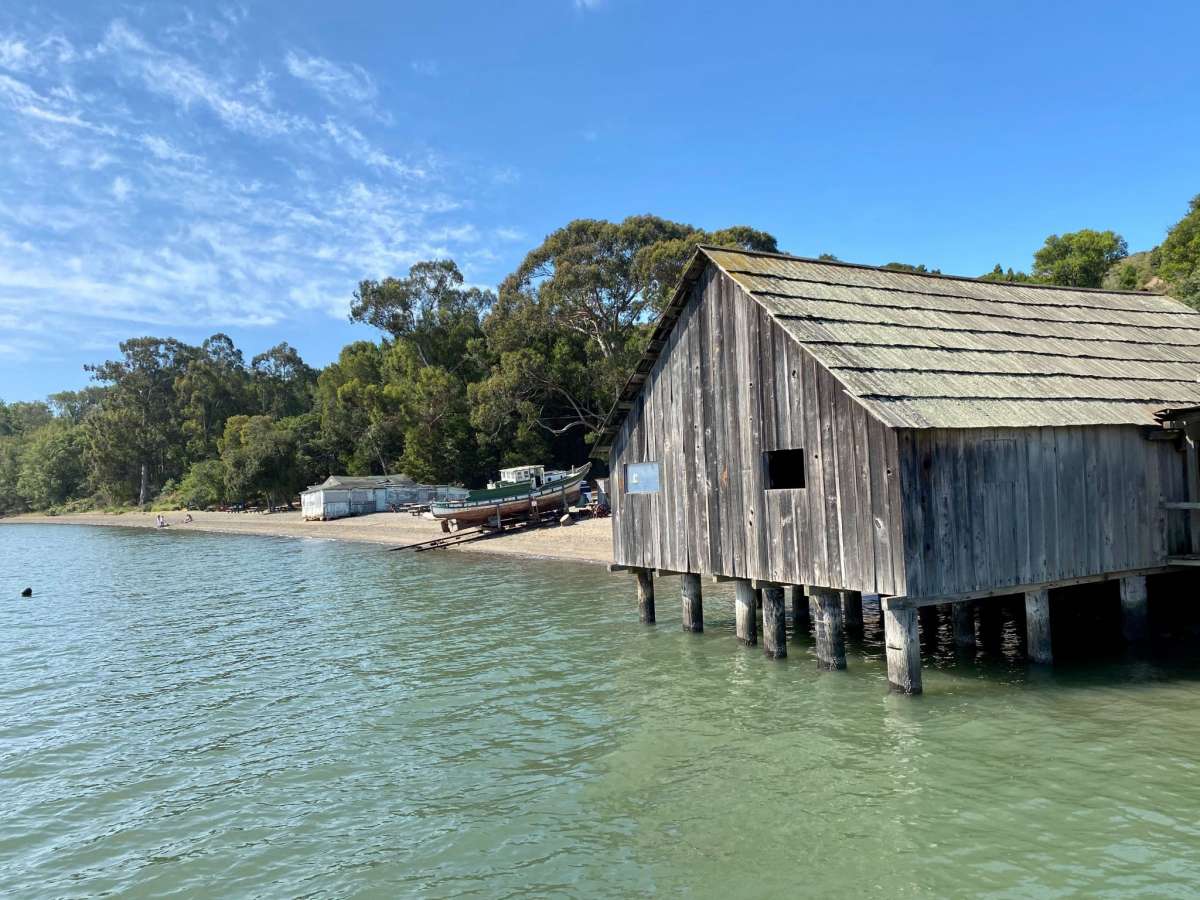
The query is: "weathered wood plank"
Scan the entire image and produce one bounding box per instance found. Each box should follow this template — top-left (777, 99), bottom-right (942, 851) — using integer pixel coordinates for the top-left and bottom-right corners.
top-left (1041, 427), bottom-right (1061, 580)
top-left (741, 296), bottom-right (769, 582)
top-left (885, 428), bottom-right (906, 596)
top-left (678, 293), bottom-right (698, 572)
top-left (931, 430), bottom-right (954, 597)
top-left (851, 402), bottom-right (876, 591)
top-left (708, 268), bottom-right (733, 576)
top-left (898, 429), bottom-right (926, 597)
top-left (788, 338), bottom-right (812, 586)
top-left (1084, 428), bottom-right (1102, 574)
top-left (802, 352), bottom-right (829, 587)
top-left (832, 386), bottom-right (861, 589)
top-left (866, 415), bottom-right (889, 594)
top-left (1012, 430), bottom-right (1033, 584)
top-left (720, 275), bottom-right (744, 577)
top-left (817, 371), bottom-right (844, 588)
top-left (696, 274), bottom-right (721, 574)
top-left (1056, 427), bottom-right (1086, 578)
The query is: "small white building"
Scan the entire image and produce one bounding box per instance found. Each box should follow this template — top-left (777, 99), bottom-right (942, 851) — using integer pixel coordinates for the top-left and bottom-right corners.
top-left (301, 474), bottom-right (468, 521)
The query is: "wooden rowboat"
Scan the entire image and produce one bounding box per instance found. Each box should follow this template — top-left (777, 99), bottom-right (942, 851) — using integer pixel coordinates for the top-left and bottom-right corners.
top-left (430, 463), bottom-right (591, 529)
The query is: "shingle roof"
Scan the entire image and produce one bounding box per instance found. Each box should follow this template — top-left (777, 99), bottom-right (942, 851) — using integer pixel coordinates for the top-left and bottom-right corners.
top-left (304, 473), bottom-right (415, 492)
top-left (594, 246), bottom-right (1200, 448)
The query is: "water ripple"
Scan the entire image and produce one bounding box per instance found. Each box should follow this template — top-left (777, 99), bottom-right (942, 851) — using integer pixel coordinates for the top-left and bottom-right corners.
top-left (3, 524), bottom-right (1200, 897)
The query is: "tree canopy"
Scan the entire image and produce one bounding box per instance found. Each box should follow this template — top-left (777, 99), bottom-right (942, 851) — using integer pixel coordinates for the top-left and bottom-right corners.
top-left (473, 215), bottom-right (777, 451)
top-left (1032, 229), bottom-right (1128, 288)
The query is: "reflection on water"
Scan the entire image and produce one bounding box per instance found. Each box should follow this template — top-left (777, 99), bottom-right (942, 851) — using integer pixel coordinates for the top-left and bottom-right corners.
top-left (2, 524), bottom-right (1200, 897)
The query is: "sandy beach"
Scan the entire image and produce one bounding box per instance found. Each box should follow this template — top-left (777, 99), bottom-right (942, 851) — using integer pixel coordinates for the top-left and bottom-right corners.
top-left (4, 508), bottom-right (614, 565)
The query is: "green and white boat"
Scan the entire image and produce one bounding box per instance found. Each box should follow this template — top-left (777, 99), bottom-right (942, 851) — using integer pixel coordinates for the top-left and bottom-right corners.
top-left (430, 463), bottom-right (591, 529)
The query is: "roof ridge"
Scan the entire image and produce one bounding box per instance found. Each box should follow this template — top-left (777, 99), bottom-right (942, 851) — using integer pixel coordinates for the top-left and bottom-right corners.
top-left (698, 244), bottom-right (1171, 299)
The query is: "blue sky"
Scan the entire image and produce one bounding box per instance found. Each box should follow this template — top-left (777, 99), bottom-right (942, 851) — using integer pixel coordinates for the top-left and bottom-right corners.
top-left (2, 0), bottom-right (1198, 400)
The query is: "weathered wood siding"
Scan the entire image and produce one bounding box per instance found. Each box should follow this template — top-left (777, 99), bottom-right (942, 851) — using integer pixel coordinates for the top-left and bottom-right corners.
top-left (897, 426), bottom-right (1188, 598)
top-left (610, 264), bottom-right (905, 595)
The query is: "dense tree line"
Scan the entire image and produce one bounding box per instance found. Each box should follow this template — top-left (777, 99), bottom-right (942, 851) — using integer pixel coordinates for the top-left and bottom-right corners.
top-left (4, 198), bottom-right (1200, 516)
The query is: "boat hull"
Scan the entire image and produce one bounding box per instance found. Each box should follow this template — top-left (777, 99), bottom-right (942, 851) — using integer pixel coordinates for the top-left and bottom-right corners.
top-left (430, 464), bottom-right (590, 527)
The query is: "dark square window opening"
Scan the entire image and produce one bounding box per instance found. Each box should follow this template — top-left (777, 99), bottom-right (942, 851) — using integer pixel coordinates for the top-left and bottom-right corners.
top-left (765, 449), bottom-right (805, 490)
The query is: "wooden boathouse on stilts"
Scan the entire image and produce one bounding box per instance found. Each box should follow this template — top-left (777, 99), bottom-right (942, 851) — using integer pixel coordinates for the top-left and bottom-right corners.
top-left (593, 246), bottom-right (1200, 694)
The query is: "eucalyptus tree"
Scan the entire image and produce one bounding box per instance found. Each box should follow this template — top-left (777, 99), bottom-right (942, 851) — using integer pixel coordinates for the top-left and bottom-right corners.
top-left (251, 342), bottom-right (317, 419)
top-left (84, 337), bottom-right (195, 506)
top-left (472, 216), bottom-right (777, 452)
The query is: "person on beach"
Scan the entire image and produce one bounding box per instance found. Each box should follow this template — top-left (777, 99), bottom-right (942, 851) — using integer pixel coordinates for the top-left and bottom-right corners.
top-left (184, 512), bottom-right (193, 524)
top-left (156, 514), bottom-right (166, 528)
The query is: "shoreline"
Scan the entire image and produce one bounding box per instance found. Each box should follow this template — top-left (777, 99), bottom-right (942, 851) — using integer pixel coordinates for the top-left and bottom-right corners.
top-left (2, 509), bottom-right (614, 566)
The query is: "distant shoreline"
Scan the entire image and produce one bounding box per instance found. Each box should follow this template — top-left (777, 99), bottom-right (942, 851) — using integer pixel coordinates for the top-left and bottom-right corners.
top-left (3, 509), bottom-right (614, 566)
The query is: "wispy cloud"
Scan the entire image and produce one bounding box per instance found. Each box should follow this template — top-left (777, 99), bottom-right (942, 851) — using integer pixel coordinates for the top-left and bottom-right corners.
top-left (410, 59), bottom-right (439, 77)
top-left (0, 7), bottom-right (519, 380)
top-left (0, 37), bottom-right (33, 71)
top-left (138, 133), bottom-right (202, 164)
top-left (100, 20), bottom-right (304, 138)
top-left (285, 50), bottom-right (377, 105)
top-left (0, 72), bottom-right (113, 134)
top-left (110, 175), bottom-right (131, 201)
top-left (0, 33), bottom-right (74, 72)
top-left (321, 119), bottom-right (428, 179)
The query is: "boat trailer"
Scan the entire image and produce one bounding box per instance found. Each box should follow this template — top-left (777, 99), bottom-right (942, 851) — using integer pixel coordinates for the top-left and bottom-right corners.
top-left (388, 507), bottom-right (567, 553)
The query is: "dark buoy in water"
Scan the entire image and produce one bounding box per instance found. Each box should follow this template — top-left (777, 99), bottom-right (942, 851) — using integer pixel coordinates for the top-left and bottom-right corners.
top-left (20, 587), bottom-right (32, 597)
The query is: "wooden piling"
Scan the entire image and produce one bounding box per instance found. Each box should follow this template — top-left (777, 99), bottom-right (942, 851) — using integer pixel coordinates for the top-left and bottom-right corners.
top-left (951, 600), bottom-right (976, 650)
top-left (681, 573), bottom-right (703, 633)
top-left (762, 586), bottom-right (786, 659)
top-left (790, 585), bottom-right (809, 631)
top-left (810, 587), bottom-right (846, 670)
top-left (1024, 589), bottom-right (1052, 664)
top-left (883, 599), bottom-right (922, 694)
top-left (734, 580), bottom-right (758, 645)
top-left (636, 570), bottom-right (655, 624)
top-left (1119, 574), bottom-right (1148, 643)
top-left (842, 590), bottom-right (864, 634)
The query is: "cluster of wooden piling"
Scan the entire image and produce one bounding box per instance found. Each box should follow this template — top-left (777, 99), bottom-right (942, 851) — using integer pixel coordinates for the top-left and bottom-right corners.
top-left (613, 566), bottom-right (1155, 695)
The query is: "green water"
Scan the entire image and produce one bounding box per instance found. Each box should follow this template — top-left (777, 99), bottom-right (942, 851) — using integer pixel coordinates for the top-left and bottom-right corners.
top-left (2, 524), bottom-right (1200, 898)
